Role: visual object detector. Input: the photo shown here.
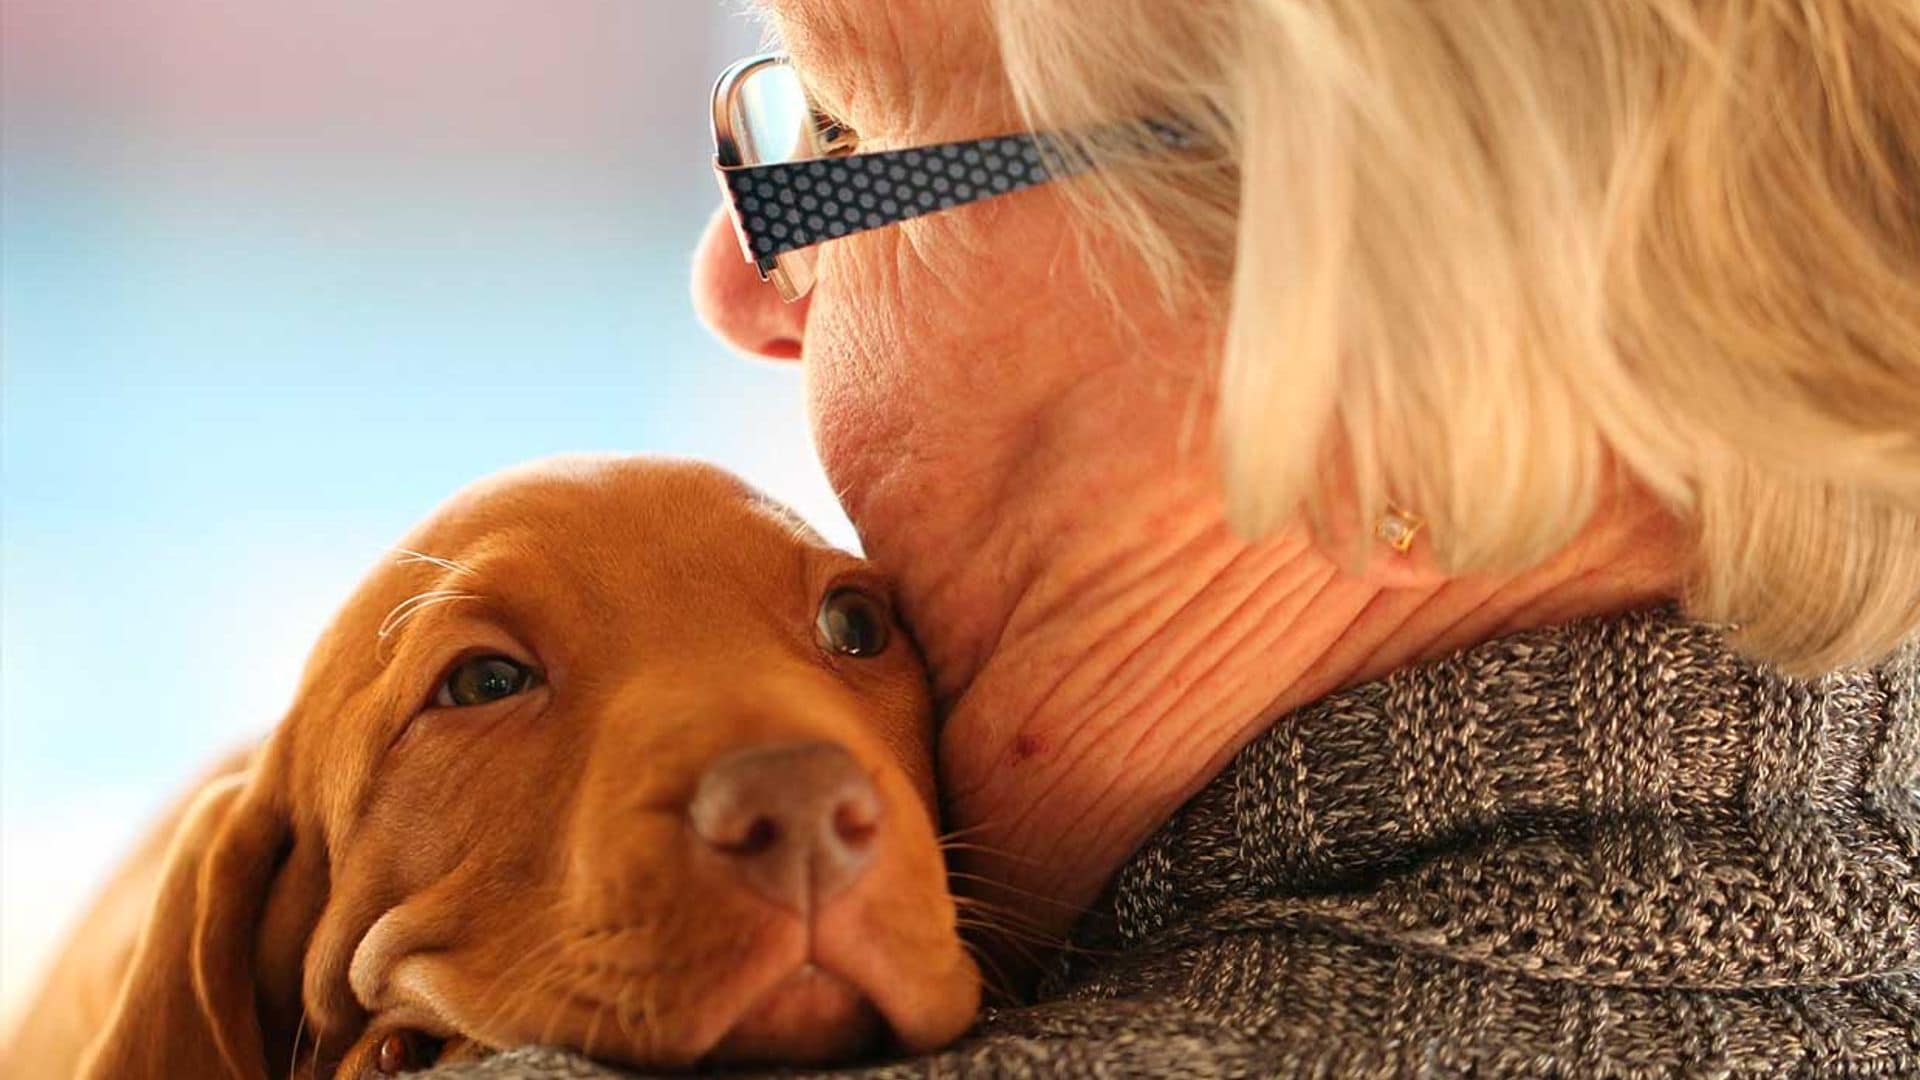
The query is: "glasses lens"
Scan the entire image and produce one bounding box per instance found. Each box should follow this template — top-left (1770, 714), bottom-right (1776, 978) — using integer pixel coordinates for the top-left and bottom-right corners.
top-left (735, 63), bottom-right (815, 165)
top-left (725, 60), bottom-right (821, 300)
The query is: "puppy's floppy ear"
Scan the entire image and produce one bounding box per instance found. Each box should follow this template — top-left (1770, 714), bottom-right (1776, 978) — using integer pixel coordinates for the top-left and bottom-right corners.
top-left (80, 747), bottom-right (308, 1080)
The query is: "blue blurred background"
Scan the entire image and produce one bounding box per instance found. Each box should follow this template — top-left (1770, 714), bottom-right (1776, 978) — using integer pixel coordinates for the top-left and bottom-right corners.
top-left (0, 1), bottom-right (848, 1016)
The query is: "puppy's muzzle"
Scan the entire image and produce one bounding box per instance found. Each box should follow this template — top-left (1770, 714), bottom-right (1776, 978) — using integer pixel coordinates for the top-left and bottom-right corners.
top-left (689, 741), bottom-right (880, 912)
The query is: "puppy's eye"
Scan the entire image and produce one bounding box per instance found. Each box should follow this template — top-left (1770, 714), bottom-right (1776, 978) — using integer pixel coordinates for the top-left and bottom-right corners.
top-left (434, 655), bottom-right (537, 708)
top-left (816, 586), bottom-right (890, 658)
top-left (373, 1028), bottom-right (442, 1074)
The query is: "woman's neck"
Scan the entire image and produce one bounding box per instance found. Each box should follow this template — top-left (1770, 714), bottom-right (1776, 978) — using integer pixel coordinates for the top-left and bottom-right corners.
top-left (901, 469), bottom-right (1687, 961)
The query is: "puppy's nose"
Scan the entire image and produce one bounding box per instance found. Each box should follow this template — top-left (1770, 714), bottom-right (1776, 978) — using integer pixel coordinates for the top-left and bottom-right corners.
top-left (689, 741), bottom-right (881, 912)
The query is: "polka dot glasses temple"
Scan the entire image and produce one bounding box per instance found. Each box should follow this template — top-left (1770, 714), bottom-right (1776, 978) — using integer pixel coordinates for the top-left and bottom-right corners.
top-left (711, 52), bottom-right (1186, 302)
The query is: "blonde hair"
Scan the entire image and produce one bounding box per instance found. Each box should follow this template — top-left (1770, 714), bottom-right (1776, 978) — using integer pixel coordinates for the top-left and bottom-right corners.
top-left (993, 0), bottom-right (1920, 673)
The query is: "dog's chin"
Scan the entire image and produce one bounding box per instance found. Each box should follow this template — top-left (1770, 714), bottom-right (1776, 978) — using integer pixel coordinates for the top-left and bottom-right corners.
top-left (705, 964), bottom-right (884, 1066)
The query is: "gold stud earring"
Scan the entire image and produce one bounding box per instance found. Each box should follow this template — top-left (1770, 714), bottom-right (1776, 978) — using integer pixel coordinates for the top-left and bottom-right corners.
top-left (1376, 505), bottom-right (1424, 554)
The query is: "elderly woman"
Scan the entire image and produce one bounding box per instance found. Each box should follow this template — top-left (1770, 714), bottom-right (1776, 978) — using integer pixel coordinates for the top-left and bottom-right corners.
top-left (514, 0), bottom-right (1919, 1075)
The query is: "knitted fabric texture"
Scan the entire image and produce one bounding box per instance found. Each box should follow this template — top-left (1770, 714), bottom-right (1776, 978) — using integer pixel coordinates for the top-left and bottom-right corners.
top-left (432, 608), bottom-right (1920, 1077)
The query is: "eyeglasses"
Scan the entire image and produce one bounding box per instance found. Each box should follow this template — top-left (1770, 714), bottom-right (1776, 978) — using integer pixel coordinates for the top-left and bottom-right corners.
top-left (710, 52), bottom-right (1187, 302)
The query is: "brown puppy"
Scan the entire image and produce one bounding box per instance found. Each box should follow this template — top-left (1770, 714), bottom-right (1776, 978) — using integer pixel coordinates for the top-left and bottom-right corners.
top-left (4, 455), bottom-right (979, 1077)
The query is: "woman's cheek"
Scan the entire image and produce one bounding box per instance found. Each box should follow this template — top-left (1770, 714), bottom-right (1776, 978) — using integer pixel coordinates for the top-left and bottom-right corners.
top-left (802, 251), bottom-right (924, 519)
top-left (798, 197), bottom-right (1130, 526)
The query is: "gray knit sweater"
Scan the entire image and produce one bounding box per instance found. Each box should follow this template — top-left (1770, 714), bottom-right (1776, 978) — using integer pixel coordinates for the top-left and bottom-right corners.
top-left (437, 608), bottom-right (1920, 1077)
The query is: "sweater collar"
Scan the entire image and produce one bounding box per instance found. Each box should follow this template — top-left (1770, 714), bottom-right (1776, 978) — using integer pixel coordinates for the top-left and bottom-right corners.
top-left (1097, 607), bottom-right (1920, 988)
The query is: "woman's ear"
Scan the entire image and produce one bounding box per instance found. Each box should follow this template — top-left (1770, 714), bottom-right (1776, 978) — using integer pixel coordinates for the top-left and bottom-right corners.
top-left (80, 754), bottom-right (304, 1080)
top-left (1303, 479), bottom-right (1450, 591)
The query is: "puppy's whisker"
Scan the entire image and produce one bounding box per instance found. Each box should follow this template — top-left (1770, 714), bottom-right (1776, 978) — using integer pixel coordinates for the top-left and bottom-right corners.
top-left (475, 929), bottom-right (561, 1019)
top-left (286, 1007), bottom-right (309, 1079)
top-left (953, 891), bottom-right (1050, 923)
top-left (960, 913), bottom-right (1061, 974)
top-left (936, 835), bottom-right (1010, 853)
top-left (307, 1011), bottom-right (326, 1080)
top-left (935, 821), bottom-right (1003, 844)
top-left (525, 939), bottom-right (592, 1032)
top-left (473, 927), bottom-right (573, 1041)
top-left (391, 548), bottom-right (476, 577)
top-left (958, 937), bottom-right (1018, 1005)
top-left (583, 997), bottom-right (608, 1063)
top-left (614, 981), bottom-right (642, 1058)
top-left (999, 938), bottom-right (1053, 979)
top-left (955, 889), bottom-right (1121, 961)
top-left (945, 870), bottom-right (1089, 914)
top-left (954, 913), bottom-right (1070, 954)
top-left (939, 840), bottom-right (1043, 867)
top-left (373, 589), bottom-right (482, 665)
top-left (524, 957), bottom-right (576, 1053)
top-left (376, 589), bottom-right (479, 641)
top-left (958, 912), bottom-right (1120, 962)
top-left (953, 895), bottom-right (1059, 938)
top-left (533, 945), bottom-right (603, 1048)
top-left (954, 903), bottom-right (1051, 938)
top-left (500, 967), bottom-right (557, 1051)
